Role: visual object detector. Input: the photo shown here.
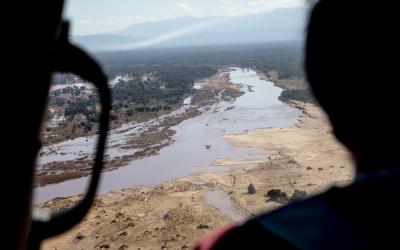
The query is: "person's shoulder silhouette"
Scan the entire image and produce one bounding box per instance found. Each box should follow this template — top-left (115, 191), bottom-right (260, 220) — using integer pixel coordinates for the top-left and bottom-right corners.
top-left (196, 0), bottom-right (400, 249)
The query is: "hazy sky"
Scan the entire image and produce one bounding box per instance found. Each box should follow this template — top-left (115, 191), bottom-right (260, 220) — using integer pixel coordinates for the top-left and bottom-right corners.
top-left (65, 0), bottom-right (305, 35)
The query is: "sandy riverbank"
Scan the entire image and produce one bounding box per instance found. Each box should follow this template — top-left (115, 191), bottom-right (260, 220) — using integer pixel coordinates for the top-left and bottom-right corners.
top-left (42, 97), bottom-right (355, 249)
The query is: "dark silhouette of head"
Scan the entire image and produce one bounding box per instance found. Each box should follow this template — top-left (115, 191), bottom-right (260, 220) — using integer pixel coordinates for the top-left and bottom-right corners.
top-left (306, 0), bottom-right (399, 172)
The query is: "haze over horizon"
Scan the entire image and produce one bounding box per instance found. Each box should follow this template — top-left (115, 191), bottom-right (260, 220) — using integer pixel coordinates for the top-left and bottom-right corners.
top-left (73, 8), bottom-right (307, 51)
top-left (66, 0), bottom-right (306, 36)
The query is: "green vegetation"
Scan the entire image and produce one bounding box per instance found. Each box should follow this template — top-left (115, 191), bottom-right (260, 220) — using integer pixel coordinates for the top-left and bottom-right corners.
top-left (97, 42), bottom-right (303, 80)
top-left (45, 42), bottom-right (305, 144)
top-left (279, 87), bottom-right (316, 104)
top-left (112, 65), bottom-right (216, 112)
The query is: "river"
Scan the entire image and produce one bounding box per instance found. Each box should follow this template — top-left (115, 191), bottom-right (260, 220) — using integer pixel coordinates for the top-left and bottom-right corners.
top-left (34, 68), bottom-right (300, 203)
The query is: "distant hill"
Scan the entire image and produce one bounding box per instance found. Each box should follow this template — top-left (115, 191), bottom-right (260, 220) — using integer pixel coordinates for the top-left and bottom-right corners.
top-left (73, 7), bottom-right (307, 51)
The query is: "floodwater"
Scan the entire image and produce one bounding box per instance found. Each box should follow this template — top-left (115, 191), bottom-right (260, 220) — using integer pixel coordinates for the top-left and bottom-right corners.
top-left (34, 68), bottom-right (300, 203)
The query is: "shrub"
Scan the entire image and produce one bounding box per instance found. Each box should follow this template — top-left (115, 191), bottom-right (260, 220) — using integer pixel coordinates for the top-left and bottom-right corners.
top-left (290, 189), bottom-right (307, 201)
top-left (247, 183), bottom-right (256, 194)
top-left (265, 189), bottom-right (289, 203)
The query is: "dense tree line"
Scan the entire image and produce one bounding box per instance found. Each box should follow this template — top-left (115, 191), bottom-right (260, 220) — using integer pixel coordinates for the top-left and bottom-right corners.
top-left (96, 42), bottom-right (303, 80)
top-left (112, 65), bottom-right (216, 112)
top-left (51, 65), bottom-right (216, 121)
top-left (279, 87), bottom-right (316, 104)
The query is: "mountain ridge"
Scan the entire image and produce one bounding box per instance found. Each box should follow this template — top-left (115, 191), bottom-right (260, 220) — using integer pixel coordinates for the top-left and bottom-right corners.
top-left (73, 7), bottom-right (307, 51)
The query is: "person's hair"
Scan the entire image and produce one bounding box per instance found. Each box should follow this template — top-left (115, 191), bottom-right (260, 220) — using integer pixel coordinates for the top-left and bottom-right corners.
top-left (305, 0), bottom-right (399, 170)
